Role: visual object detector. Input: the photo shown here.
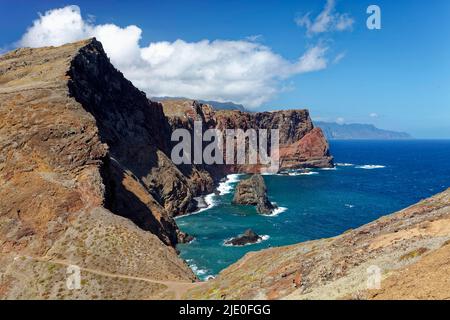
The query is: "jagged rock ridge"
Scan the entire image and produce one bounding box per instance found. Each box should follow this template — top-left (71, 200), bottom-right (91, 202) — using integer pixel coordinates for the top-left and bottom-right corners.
top-left (0, 39), bottom-right (197, 299)
top-left (0, 38), bottom-right (333, 299)
top-left (161, 99), bottom-right (334, 173)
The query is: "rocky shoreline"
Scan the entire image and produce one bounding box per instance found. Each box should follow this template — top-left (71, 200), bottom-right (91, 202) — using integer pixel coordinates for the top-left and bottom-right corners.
top-left (0, 38), bottom-right (448, 300)
top-left (0, 38), bottom-right (333, 299)
top-left (186, 188), bottom-right (450, 300)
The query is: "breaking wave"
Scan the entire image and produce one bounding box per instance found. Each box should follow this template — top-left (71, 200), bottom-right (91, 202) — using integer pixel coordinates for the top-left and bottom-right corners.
top-left (186, 259), bottom-right (212, 280)
top-left (336, 162), bottom-right (354, 167)
top-left (264, 206), bottom-right (288, 217)
top-left (217, 174), bottom-right (242, 195)
top-left (288, 171), bottom-right (319, 176)
top-left (356, 164), bottom-right (386, 170)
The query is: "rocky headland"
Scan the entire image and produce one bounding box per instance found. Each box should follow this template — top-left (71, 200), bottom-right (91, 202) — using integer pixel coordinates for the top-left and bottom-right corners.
top-left (232, 175), bottom-right (276, 214)
top-left (0, 38), bottom-right (333, 299)
top-left (161, 98), bottom-right (334, 174)
top-left (1, 38), bottom-right (447, 300)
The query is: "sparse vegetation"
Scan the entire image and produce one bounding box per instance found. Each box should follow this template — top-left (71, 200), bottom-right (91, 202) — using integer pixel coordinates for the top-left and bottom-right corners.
top-left (399, 247), bottom-right (429, 261)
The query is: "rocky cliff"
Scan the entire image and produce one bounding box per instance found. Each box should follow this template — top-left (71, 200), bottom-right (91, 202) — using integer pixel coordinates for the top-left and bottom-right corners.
top-left (0, 39), bottom-right (199, 299)
top-left (186, 188), bottom-right (450, 300)
top-left (232, 175), bottom-right (276, 214)
top-left (0, 39), bottom-right (448, 300)
top-left (161, 99), bottom-right (334, 173)
top-left (0, 38), bottom-right (333, 299)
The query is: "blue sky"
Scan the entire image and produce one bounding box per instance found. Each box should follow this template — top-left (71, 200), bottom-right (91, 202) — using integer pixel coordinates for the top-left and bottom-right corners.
top-left (1, 0), bottom-right (449, 138)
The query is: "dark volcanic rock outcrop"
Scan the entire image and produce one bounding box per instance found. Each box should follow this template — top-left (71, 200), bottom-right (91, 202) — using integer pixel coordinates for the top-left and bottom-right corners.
top-left (225, 229), bottom-right (262, 246)
top-left (232, 175), bottom-right (276, 214)
top-left (66, 39), bottom-right (184, 245)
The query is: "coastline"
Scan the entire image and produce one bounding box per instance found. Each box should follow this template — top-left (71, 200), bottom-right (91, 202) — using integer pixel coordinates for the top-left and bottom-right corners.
top-left (185, 187), bottom-right (450, 299)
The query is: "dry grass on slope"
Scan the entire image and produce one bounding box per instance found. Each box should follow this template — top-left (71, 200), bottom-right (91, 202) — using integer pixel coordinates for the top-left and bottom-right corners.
top-left (186, 188), bottom-right (450, 300)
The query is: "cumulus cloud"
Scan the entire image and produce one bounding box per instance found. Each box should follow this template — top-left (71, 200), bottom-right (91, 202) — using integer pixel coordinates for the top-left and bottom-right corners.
top-left (18, 5), bottom-right (329, 108)
top-left (295, 0), bottom-right (354, 36)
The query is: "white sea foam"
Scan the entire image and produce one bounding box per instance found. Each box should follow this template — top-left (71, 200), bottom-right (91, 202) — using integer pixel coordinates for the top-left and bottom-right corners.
top-left (288, 171), bottom-right (319, 176)
top-left (177, 174), bottom-right (243, 218)
top-left (174, 193), bottom-right (216, 219)
top-left (345, 204), bottom-right (355, 208)
top-left (321, 167), bottom-right (337, 170)
top-left (189, 263), bottom-right (210, 278)
top-left (336, 162), bottom-right (354, 167)
top-left (223, 235), bottom-right (270, 247)
top-left (264, 206), bottom-right (288, 217)
top-left (356, 164), bottom-right (386, 170)
top-left (217, 174), bottom-right (242, 195)
top-left (196, 193), bottom-right (216, 213)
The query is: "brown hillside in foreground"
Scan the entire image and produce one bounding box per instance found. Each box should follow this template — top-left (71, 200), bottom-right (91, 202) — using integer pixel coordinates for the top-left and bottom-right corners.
top-left (1, 38), bottom-right (447, 300)
top-left (0, 39), bottom-right (198, 299)
top-left (186, 188), bottom-right (450, 300)
top-left (0, 38), bottom-right (333, 299)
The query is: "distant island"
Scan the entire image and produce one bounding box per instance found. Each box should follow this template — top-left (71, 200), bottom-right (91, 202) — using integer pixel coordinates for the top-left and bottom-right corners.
top-left (152, 96), bottom-right (246, 111)
top-left (315, 121), bottom-right (412, 140)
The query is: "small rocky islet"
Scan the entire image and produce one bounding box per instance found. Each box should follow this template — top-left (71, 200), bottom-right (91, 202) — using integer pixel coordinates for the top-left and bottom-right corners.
top-left (232, 174), bottom-right (276, 214)
top-left (224, 229), bottom-right (263, 246)
top-left (0, 38), bottom-right (448, 300)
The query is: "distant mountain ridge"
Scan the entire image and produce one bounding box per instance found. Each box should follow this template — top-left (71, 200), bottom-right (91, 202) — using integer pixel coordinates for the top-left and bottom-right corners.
top-left (152, 96), bottom-right (246, 111)
top-left (315, 121), bottom-right (412, 140)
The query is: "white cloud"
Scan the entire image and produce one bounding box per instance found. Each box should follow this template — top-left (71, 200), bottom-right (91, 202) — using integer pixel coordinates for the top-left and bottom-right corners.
top-left (18, 5), bottom-right (329, 108)
top-left (295, 0), bottom-right (354, 36)
top-left (333, 52), bottom-right (346, 64)
top-left (245, 34), bottom-right (264, 42)
top-left (369, 113), bottom-right (379, 118)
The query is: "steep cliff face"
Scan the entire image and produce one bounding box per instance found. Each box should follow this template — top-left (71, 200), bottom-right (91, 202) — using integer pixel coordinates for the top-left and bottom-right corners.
top-left (0, 39), bottom-right (196, 299)
top-left (161, 99), bottom-right (334, 174)
top-left (1, 39), bottom-right (447, 301)
top-left (66, 39), bottom-right (187, 245)
top-left (0, 38), bottom-right (335, 299)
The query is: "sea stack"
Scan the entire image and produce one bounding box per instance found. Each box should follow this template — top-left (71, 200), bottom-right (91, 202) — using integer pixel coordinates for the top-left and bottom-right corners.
top-left (232, 174), bottom-right (276, 214)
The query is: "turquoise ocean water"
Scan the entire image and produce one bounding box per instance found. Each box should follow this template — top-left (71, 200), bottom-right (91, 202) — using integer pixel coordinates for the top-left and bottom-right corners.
top-left (176, 140), bottom-right (450, 279)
